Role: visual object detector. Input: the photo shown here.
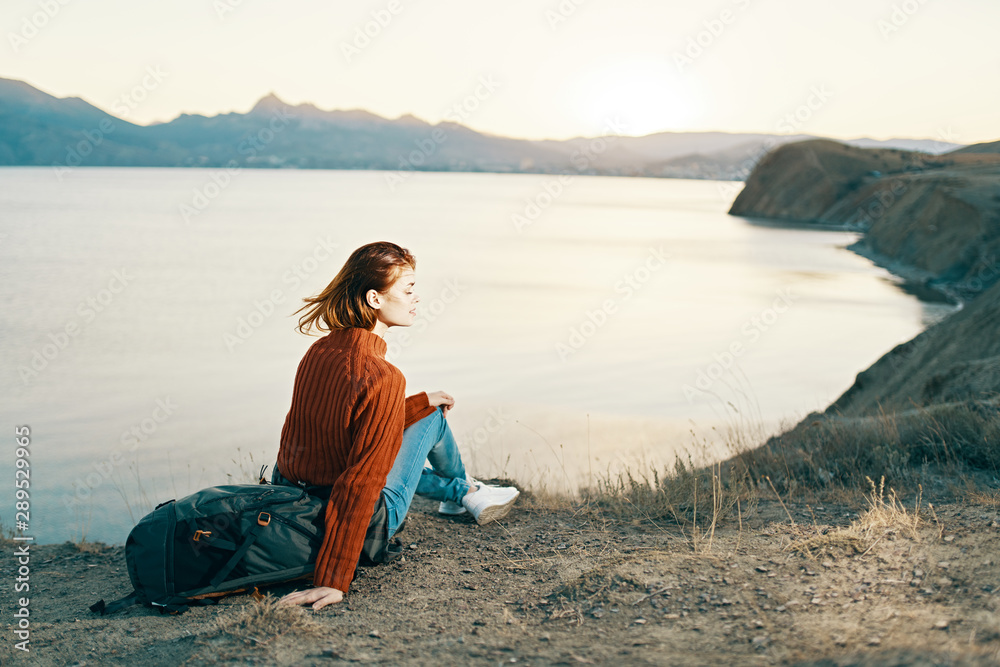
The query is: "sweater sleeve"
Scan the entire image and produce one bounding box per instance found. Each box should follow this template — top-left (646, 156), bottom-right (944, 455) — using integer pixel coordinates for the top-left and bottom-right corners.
top-left (312, 368), bottom-right (405, 592)
top-left (404, 391), bottom-right (435, 428)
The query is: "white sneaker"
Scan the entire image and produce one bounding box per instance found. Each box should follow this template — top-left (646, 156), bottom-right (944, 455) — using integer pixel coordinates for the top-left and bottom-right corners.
top-left (437, 476), bottom-right (518, 517)
top-left (438, 474), bottom-right (477, 515)
top-left (461, 481), bottom-right (520, 525)
top-left (438, 473), bottom-right (489, 516)
top-left (438, 499), bottom-right (467, 515)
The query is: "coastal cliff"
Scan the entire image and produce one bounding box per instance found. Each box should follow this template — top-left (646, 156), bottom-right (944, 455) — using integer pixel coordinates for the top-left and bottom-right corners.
top-left (729, 138), bottom-right (1000, 417)
top-left (731, 139), bottom-right (1000, 299)
top-left (826, 274), bottom-right (1000, 416)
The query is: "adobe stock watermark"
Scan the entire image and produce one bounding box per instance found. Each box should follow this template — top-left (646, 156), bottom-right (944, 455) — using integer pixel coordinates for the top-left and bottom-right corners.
top-left (952, 252), bottom-right (1000, 297)
top-left (63, 397), bottom-right (179, 510)
top-left (545, 0), bottom-right (587, 30)
top-left (223, 236), bottom-right (339, 351)
top-left (52, 65), bottom-right (169, 181)
top-left (458, 406), bottom-right (511, 459)
top-left (179, 108), bottom-right (294, 224)
top-left (877, 0), bottom-right (931, 40)
top-left (556, 246), bottom-right (670, 362)
top-left (383, 75), bottom-right (501, 191)
top-left (672, 0), bottom-right (753, 72)
top-left (681, 287), bottom-right (797, 402)
top-left (18, 269), bottom-right (133, 385)
top-left (340, 0), bottom-right (408, 63)
top-left (849, 126), bottom-right (958, 230)
top-left (512, 116), bottom-right (628, 232)
top-left (8, 0), bottom-right (73, 52)
top-left (385, 278), bottom-right (465, 359)
top-left (775, 84), bottom-right (833, 134)
top-left (214, 0), bottom-right (250, 20)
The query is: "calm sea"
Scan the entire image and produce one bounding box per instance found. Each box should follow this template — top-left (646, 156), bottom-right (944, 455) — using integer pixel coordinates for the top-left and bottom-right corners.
top-left (0, 167), bottom-right (957, 544)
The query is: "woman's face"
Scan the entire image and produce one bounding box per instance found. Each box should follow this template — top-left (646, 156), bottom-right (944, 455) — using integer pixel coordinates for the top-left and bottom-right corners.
top-left (373, 268), bottom-right (418, 328)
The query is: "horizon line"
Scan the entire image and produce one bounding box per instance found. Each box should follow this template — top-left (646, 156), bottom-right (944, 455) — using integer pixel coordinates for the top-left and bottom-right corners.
top-left (0, 74), bottom-right (982, 147)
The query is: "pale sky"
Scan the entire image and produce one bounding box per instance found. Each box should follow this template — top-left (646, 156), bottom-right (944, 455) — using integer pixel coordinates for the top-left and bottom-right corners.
top-left (3, 0), bottom-right (997, 143)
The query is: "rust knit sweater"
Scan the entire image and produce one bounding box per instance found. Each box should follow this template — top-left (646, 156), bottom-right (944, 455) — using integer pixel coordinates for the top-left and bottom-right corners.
top-left (276, 326), bottom-right (435, 592)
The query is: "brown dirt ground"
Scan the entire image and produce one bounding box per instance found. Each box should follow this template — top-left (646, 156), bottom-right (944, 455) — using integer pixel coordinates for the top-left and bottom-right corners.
top-left (2, 492), bottom-right (999, 666)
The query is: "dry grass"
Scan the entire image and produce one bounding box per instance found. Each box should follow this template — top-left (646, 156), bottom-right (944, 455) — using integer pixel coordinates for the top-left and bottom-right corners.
top-left (788, 475), bottom-right (924, 558)
top-left (733, 397), bottom-right (1000, 498)
top-left (0, 520), bottom-right (15, 548)
top-left (209, 593), bottom-right (322, 646)
top-left (854, 475), bottom-right (922, 541)
top-left (579, 457), bottom-right (756, 553)
top-left (73, 539), bottom-right (107, 554)
top-left (966, 488), bottom-right (1000, 507)
top-left (534, 395), bottom-right (998, 554)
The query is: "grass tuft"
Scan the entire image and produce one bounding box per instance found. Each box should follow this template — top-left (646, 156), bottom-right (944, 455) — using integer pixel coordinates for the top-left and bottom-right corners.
top-left (210, 593), bottom-right (321, 645)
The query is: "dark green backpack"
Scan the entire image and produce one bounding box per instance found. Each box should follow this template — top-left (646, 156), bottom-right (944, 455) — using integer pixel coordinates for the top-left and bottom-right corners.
top-left (90, 481), bottom-right (325, 615)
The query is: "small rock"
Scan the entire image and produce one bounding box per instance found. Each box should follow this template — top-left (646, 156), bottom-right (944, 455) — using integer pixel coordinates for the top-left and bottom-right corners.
top-left (775, 605), bottom-right (786, 612)
top-left (461, 568), bottom-right (474, 573)
top-left (369, 630), bottom-right (381, 638)
top-left (868, 637), bottom-right (881, 646)
top-left (821, 561), bottom-right (833, 568)
top-left (934, 620), bottom-right (949, 629)
top-left (751, 635), bottom-right (769, 649)
top-left (633, 618), bottom-right (646, 625)
top-left (937, 561), bottom-right (950, 569)
top-left (913, 568), bottom-right (925, 578)
top-left (832, 635), bottom-right (847, 646)
top-left (664, 613), bottom-right (680, 619)
top-left (409, 543), bottom-right (417, 550)
top-left (944, 535), bottom-right (955, 542)
top-left (322, 648), bottom-right (341, 658)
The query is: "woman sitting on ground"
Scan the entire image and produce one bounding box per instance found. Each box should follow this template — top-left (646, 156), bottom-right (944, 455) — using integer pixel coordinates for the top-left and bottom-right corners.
top-left (274, 241), bottom-right (519, 610)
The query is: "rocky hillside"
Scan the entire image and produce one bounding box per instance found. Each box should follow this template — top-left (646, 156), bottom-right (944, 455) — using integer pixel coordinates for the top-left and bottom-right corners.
top-left (826, 274), bottom-right (1000, 416)
top-left (729, 138), bottom-right (1000, 417)
top-left (730, 139), bottom-right (1000, 299)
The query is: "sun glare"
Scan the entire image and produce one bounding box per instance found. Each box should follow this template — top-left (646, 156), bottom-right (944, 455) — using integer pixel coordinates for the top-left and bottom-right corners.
top-left (573, 58), bottom-right (697, 137)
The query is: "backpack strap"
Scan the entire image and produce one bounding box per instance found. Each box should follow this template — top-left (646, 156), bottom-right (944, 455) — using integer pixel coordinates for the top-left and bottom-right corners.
top-left (91, 588), bottom-right (223, 616)
top-left (209, 511), bottom-right (271, 589)
top-left (152, 596), bottom-right (219, 615)
top-left (90, 589), bottom-right (141, 615)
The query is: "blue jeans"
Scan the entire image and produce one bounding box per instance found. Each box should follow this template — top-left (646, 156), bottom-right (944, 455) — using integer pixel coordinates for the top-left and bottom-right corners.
top-left (382, 406), bottom-right (472, 537)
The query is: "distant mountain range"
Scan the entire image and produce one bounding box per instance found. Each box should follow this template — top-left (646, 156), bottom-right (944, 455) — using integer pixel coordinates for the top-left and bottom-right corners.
top-left (0, 77), bottom-right (969, 180)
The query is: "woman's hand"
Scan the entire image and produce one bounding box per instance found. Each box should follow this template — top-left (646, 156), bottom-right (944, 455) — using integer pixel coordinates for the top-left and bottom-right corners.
top-left (427, 391), bottom-right (455, 417)
top-left (277, 586), bottom-right (344, 610)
